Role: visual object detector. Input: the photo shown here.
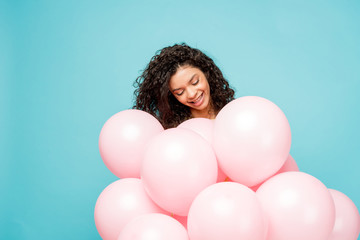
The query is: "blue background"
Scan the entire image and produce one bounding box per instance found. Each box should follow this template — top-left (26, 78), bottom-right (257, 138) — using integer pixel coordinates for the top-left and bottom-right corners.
top-left (1, 0), bottom-right (359, 239)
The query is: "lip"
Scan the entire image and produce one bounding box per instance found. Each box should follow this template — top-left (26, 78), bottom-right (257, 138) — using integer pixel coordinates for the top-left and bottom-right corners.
top-left (189, 92), bottom-right (204, 107)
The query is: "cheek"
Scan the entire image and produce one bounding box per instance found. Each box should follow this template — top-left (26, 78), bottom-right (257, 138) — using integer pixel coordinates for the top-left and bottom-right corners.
top-left (201, 82), bottom-right (210, 93)
top-left (180, 97), bottom-right (189, 104)
top-left (174, 95), bottom-right (187, 104)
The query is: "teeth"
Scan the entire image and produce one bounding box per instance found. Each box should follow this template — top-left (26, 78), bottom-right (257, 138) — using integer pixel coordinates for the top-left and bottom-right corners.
top-left (188, 93), bottom-right (203, 104)
top-left (191, 94), bottom-right (202, 105)
top-left (194, 94), bottom-right (202, 103)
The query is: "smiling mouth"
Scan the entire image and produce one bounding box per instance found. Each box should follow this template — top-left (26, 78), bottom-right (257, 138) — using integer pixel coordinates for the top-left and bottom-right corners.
top-left (189, 93), bottom-right (204, 106)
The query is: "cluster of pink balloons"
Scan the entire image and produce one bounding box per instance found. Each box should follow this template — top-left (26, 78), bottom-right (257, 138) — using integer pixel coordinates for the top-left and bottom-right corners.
top-left (95, 96), bottom-right (360, 240)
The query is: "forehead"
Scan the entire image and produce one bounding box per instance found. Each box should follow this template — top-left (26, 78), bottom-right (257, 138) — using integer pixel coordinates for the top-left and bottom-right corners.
top-left (169, 66), bottom-right (203, 87)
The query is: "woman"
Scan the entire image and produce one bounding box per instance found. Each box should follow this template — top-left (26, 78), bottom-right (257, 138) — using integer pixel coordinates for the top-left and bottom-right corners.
top-left (133, 43), bottom-right (235, 129)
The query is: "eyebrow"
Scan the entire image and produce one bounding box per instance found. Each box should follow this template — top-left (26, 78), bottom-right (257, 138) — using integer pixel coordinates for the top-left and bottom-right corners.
top-left (171, 74), bottom-right (197, 92)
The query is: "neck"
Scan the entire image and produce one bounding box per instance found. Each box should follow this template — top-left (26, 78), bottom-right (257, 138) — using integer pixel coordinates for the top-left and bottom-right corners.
top-left (190, 107), bottom-right (216, 119)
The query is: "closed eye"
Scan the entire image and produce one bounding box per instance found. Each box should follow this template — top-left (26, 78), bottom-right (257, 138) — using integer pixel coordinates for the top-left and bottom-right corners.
top-left (175, 90), bottom-right (184, 96)
top-left (192, 79), bottom-right (199, 85)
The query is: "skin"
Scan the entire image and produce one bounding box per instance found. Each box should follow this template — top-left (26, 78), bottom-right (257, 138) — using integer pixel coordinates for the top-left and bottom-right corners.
top-left (169, 65), bottom-right (215, 119)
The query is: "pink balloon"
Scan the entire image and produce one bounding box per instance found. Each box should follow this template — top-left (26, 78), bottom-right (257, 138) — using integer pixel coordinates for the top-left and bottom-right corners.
top-left (178, 118), bottom-right (226, 182)
top-left (141, 128), bottom-right (218, 216)
top-left (216, 168), bottom-right (228, 183)
top-left (94, 178), bottom-right (166, 240)
top-left (172, 214), bottom-right (188, 229)
top-left (187, 182), bottom-right (267, 240)
top-left (213, 96), bottom-right (291, 187)
top-left (256, 172), bottom-right (335, 240)
top-left (118, 213), bottom-right (189, 240)
top-left (99, 109), bottom-right (164, 178)
top-left (328, 189), bottom-right (360, 240)
top-left (251, 154), bottom-right (299, 191)
top-left (277, 154), bottom-right (299, 172)
top-left (177, 118), bottom-right (214, 142)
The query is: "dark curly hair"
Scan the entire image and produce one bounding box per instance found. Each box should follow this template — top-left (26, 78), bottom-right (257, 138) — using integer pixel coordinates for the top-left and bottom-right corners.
top-left (133, 43), bottom-right (235, 129)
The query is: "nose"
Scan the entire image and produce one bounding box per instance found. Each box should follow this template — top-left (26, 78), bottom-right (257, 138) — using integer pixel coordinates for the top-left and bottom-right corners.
top-left (187, 87), bottom-right (197, 99)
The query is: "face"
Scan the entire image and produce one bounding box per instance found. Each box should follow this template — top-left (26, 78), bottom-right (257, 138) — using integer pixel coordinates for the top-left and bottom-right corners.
top-left (169, 66), bottom-right (213, 118)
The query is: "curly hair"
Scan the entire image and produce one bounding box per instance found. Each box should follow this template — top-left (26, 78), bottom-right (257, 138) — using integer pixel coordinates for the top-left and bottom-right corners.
top-left (133, 43), bottom-right (235, 129)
